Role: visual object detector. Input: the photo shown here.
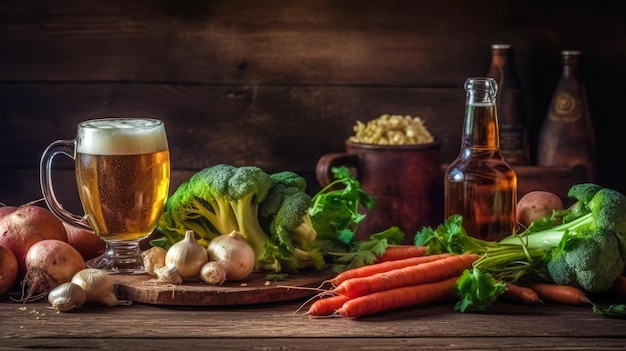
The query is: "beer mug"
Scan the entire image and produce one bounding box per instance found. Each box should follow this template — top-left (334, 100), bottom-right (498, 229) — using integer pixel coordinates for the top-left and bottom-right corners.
top-left (40, 118), bottom-right (170, 274)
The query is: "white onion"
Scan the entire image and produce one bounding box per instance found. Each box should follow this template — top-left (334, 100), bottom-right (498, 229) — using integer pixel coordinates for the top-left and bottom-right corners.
top-left (207, 231), bottom-right (255, 281)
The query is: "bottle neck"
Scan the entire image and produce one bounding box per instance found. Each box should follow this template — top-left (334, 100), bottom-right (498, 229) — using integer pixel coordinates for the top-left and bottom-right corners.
top-left (462, 78), bottom-right (500, 151)
top-left (462, 103), bottom-right (500, 150)
top-left (561, 51), bottom-right (581, 78)
top-left (491, 53), bottom-right (508, 67)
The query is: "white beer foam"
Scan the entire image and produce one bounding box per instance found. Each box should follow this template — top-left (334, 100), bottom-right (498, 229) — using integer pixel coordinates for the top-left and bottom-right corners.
top-left (77, 118), bottom-right (168, 155)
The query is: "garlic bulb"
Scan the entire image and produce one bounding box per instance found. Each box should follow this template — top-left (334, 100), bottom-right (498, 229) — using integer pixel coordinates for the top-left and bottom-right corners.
top-left (71, 268), bottom-right (132, 307)
top-left (48, 282), bottom-right (86, 312)
top-left (142, 247), bottom-right (167, 277)
top-left (207, 230), bottom-right (255, 281)
top-left (165, 230), bottom-right (208, 280)
top-left (200, 261), bottom-right (227, 285)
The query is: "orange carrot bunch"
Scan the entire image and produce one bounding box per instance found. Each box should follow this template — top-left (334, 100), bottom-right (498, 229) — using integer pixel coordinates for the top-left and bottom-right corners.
top-left (302, 243), bottom-right (614, 319)
top-left (306, 251), bottom-right (479, 318)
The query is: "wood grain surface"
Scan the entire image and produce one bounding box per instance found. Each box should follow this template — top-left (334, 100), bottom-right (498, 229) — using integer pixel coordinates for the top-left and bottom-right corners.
top-left (2, 0), bottom-right (625, 215)
top-left (113, 269), bottom-right (336, 306)
top-left (2, 298), bottom-right (626, 350)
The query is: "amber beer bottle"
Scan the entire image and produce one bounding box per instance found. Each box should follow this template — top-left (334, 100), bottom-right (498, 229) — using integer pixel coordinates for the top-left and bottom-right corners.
top-left (444, 77), bottom-right (518, 241)
top-left (537, 50), bottom-right (595, 181)
top-left (486, 44), bottom-right (529, 165)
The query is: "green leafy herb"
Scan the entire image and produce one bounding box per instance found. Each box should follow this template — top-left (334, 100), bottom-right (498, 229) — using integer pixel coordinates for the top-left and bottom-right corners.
top-left (327, 226), bottom-right (405, 271)
top-left (454, 267), bottom-right (507, 313)
top-left (309, 166), bottom-right (376, 246)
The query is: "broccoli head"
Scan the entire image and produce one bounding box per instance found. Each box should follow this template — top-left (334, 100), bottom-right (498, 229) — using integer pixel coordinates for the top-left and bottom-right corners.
top-left (547, 228), bottom-right (625, 292)
top-left (259, 171), bottom-right (325, 271)
top-left (501, 184), bottom-right (626, 291)
top-left (156, 164), bottom-right (271, 245)
top-left (155, 165), bottom-right (327, 274)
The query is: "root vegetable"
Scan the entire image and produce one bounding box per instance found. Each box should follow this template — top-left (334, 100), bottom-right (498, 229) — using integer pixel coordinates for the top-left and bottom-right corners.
top-left (0, 205), bottom-right (68, 278)
top-left (337, 276), bottom-right (459, 318)
top-left (374, 245), bottom-right (428, 263)
top-left (63, 223), bottom-right (105, 261)
top-left (22, 239), bottom-right (85, 300)
top-left (516, 191), bottom-right (564, 229)
top-left (332, 253), bottom-right (478, 299)
top-left (0, 244), bottom-right (18, 294)
top-left (523, 283), bottom-right (591, 305)
top-left (0, 205), bottom-right (17, 219)
top-left (142, 247), bottom-right (167, 277)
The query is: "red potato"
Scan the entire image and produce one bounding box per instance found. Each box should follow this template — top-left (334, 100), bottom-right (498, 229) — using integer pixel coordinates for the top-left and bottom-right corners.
top-left (0, 205), bottom-right (68, 278)
top-left (516, 191), bottom-right (564, 229)
top-left (0, 244), bottom-right (18, 294)
top-left (63, 223), bottom-right (106, 261)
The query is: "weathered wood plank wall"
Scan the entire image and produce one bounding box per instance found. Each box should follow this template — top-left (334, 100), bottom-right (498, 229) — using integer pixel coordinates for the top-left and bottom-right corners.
top-left (1, 0), bottom-right (624, 216)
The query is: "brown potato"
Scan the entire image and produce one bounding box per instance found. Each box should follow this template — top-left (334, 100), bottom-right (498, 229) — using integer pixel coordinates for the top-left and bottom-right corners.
top-left (516, 191), bottom-right (564, 229)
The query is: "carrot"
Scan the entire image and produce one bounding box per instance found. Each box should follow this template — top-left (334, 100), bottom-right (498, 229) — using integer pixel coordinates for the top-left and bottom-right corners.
top-left (337, 276), bottom-right (459, 318)
top-left (501, 282), bottom-right (540, 304)
top-left (307, 294), bottom-right (351, 317)
top-left (375, 245), bottom-right (428, 263)
top-left (524, 283), bottom-right (591, 305)
top-left (330, 253), bottom-right (452, 286)
top-left (333, 253), bottom-right (479, 299)
top-left (610, 275), bottom-right (626, 297)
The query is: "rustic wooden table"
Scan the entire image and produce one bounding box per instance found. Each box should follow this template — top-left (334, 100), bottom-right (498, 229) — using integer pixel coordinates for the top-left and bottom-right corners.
top-left (2, 294), bottom-right (625, 350)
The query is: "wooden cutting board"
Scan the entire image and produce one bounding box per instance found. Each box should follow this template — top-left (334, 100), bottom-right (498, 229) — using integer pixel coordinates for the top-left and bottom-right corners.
top-left (113, 269), bottom-right (336, 306)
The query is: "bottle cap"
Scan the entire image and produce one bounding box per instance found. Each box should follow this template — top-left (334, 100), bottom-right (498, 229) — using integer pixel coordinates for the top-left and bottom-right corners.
top-left (562, 50), bottom-right (582, 56)
top-left (491, 44), bottom-right (511, 50)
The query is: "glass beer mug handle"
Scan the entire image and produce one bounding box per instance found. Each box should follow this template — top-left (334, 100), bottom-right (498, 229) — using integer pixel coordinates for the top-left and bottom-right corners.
top-left (40, 139), bottom-right (92, 232)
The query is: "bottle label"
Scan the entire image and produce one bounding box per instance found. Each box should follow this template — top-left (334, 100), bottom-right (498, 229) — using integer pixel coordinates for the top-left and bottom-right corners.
top-left (499, 123), bottom-right (526, 164)
top-left (497, 89), bottom-right (528, 165)
top-left (550, 92), bottom-right (581, 122)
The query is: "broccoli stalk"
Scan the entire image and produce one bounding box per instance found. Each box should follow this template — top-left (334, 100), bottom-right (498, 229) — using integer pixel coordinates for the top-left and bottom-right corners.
top-left (416, 183), bottom-right (626, 311)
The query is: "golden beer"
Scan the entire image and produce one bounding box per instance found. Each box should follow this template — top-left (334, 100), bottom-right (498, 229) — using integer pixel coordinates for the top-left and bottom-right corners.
top-left (75, 119), bottom-right (170, 242)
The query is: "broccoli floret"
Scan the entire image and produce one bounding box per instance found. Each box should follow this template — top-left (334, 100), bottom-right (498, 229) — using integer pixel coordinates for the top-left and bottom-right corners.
top-left (562, 183), bottom-right (604, 222)
top-left (156, 165), bottom-right (240, 245)
top-left (547, 228), bottom-right (625, 292)
top-left (156, 164), bottom-right (271, 244)
top-left (186, 165), bottom-right (240, 235)
top-left (259, 171), bottom-right (325, 271)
